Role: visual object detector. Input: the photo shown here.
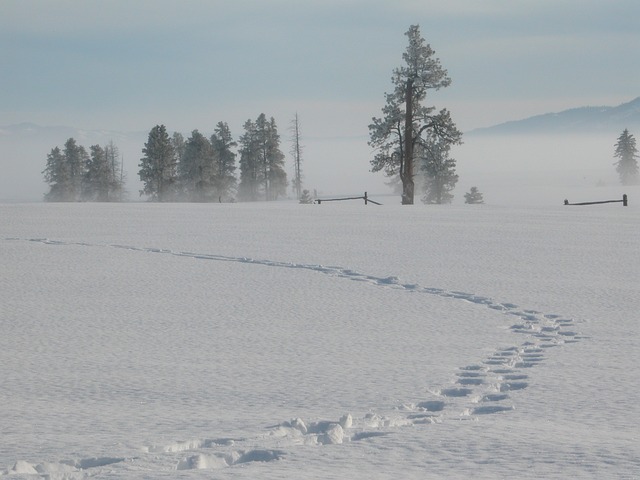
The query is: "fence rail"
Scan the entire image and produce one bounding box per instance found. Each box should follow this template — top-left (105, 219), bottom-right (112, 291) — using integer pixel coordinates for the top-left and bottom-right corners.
top-left (564, 194), bottom-right (628, 206)
top-left (316, 192), bottom-right (382, 205)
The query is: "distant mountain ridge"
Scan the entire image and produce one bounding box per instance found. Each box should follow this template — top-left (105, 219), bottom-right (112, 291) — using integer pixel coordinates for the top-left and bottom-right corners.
top-left (468, 97), bottom-right (640, 135)
top-left (0, 122), bottom-right (146, 144)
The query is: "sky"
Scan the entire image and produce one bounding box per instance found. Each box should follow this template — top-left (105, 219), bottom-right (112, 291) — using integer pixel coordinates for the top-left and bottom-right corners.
top-left (1, 0), bottom-right (639, 199)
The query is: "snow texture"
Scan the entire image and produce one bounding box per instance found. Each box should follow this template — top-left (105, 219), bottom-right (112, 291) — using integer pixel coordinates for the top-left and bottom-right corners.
top-left (1, 201), bottom-right (638, 479)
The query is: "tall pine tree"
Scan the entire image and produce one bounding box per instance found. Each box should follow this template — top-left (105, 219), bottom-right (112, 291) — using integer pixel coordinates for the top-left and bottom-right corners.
top-left (211, 121), bottom-right (237, 202)
top-left (63, 138), bottom-right (88, 201)
top-left (369, 25), bottom-right (461, 204)
top-left (262, 116), bottom-right (287, 201)
top-left (139, 125), bottom-right (176, 201)
top-left (179, 130), bottom-right (216, 201)
top-left (84, 144), bottom-right (110, 201)
top-left (238, 119), bottom-right (261, 201)
top-left (238, 115), bottom-right (287, 201)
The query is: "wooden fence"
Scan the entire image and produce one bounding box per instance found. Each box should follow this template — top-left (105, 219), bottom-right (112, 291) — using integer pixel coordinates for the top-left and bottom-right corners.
top-left (316, 192), bottom-right (382, 205)
top-left (564, 194), bottom-right (628, 206)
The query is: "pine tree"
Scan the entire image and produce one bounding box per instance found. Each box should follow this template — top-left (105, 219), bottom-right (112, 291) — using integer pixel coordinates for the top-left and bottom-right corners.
top-left (42, 146), bottom-right (70, 201)
top-left (172, 132), bottom-right (186, 166)
top-left (264, 116), bottom-right (287, 201)
top-left (238, 119), bottom-right (261, 201)
top-left (613, 129), bottom-right (639, 185)
top-left (211, 121), bottom-right (237, 201)
top-left (420, 134), bottom-right (458, 204)
top-left (464, 186), bottom-right (484, 204)
top-left (63, 138), bottom-right (88, 201)
top-left (139, 125), bottom-right (176, 201)
top-left (299, 189), bottom-right (313, 204)
top-left (369, 25), bottom-right (461, 204)
top-left (105, 141), bottom-right (126, 201)
top-left (238, 115), bottom-right (287, 201)
top-left (179, 130), bottom-right (216, 201)
top-left (84, 144), bottom-right (111, 201)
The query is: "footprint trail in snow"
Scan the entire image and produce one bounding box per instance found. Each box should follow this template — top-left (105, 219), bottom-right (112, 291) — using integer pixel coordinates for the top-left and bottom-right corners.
top-left (3, 237), bottom-right (587, 475)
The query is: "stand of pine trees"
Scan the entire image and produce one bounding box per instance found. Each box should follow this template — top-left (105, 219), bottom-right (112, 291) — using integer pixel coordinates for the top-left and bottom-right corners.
top-left (137, 115), bottom-right (288, 203)
top-left (44, 114), bottom-right (298, 204)
top-left (42, 138), bottom-right (126, 202)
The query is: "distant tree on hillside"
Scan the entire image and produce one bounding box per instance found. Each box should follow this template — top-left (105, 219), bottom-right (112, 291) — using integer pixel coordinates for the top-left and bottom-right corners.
top-left (464, 186), bottom-right (484, 204)
top-left (138, 125), bottom-right (176, 201)
top-left (420, 134), bottom-right (458, 204)
top-left (613, 129), bottom-right (639, 185)
top-left (369, 24), bottom-right (461, 204)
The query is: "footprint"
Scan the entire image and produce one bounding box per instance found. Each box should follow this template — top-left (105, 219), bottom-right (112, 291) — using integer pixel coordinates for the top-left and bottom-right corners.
top-left (482, 393), bottom-right (510, 402)
top-left (441, 388), bottom-right (473, 397)
top-left (500, 382), bottom-right (528, 392)
top-left (472, 405), bottom-right (514, 415)
top-left (235, 450), bottom-right (285, 464)
top-left (351, 432), bottom-right (389, 441)
top-left (417, 400), bottom-right (446, 412)
top-left (460, 365), bottom-right (485, 371)
top-left (502, 374), bottom-right (528, 380)
top-left (457, 377), bottom-right (484, 386)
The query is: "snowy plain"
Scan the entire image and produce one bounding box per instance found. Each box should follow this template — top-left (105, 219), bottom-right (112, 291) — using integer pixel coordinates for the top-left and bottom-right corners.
top-left (1, 191), bottom-right (638, 479)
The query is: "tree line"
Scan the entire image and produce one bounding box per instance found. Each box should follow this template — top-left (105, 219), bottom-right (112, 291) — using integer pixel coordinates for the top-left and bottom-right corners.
top-left (44, 25), bottom-right (637, 205)
top-left (42, 138), bottom-right (126, 202)
top-left (138, 114), bottom-right (295, 202)
top-left (42, 114), bottom-right (305, 203)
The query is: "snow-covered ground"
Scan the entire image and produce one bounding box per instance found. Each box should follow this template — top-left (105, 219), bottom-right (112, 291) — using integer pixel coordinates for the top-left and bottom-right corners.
top-left (1, 197), bottom-right (638, 479)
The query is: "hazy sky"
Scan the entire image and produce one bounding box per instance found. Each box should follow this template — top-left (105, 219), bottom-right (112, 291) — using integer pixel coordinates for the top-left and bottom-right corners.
top-left (3, 0), bottom-right (638, 133)
top-left (1, 0), bottom-right (638, 200)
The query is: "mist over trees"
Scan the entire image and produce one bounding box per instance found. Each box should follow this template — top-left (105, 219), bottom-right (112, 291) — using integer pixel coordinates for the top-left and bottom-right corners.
top-left (135, 116), bottom-right (288, 203)
top-left (613, 129), bottom-right (639, 185)
top-left (420, 134), bottom-right (459, 204)
top-left (369, 24), bottom-right (462, 205)
top-left (237, 114), bottom-right (287, 202)
top-left (42, 138), bottom-right (126, 202)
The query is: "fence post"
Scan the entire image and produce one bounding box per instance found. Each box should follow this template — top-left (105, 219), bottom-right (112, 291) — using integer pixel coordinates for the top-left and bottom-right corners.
top-left (364, 191), bottom-right (368, 205)
top-left (623, 194), bottom-right (628, 206)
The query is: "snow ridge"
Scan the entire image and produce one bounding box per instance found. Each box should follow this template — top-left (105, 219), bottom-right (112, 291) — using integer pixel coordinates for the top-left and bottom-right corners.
top-left (3, 237), bottom-right (586, 476)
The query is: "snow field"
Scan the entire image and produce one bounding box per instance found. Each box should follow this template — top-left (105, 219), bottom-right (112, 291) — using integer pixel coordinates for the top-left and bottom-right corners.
top-left (1, 201), bottom-right (638, 478)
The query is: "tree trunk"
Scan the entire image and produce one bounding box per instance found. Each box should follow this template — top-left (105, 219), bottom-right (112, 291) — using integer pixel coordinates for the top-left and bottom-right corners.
top-left (402, 78), bottom-right (414, 205)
